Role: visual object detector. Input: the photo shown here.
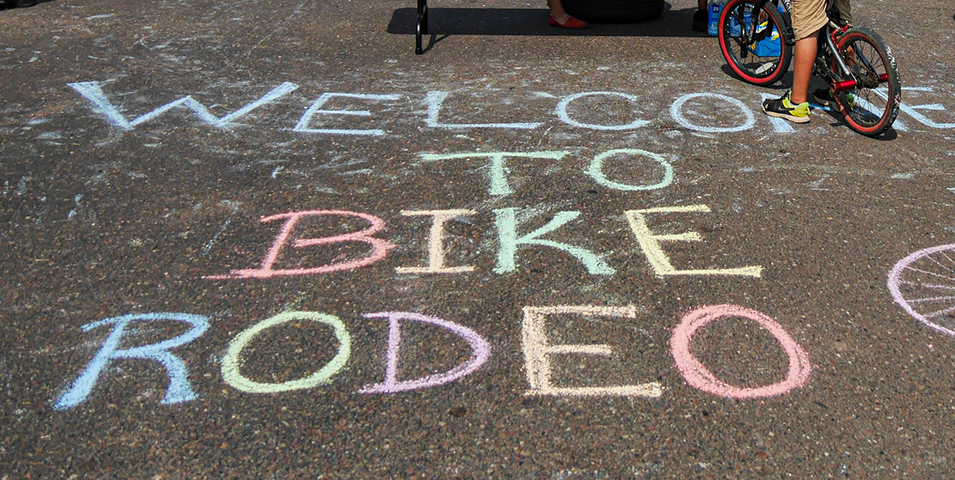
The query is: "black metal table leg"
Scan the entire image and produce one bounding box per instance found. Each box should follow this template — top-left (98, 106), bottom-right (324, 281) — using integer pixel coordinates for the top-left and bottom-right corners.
top-left (416, 0), bottom-right (428, 54)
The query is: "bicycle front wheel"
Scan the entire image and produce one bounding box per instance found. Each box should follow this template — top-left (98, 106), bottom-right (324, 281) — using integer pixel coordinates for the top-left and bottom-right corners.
top-left (832, 27), bottom-right (901, 137)
top-left (718, 0), bottom-right (793, 86)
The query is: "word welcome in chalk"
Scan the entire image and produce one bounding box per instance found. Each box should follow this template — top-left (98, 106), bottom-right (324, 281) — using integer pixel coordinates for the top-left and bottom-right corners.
top-left (204, 205), bottom-right (762, 279)
top-left (69, 82), bottom-right (955, 136)
top-left (54, 305), bottom-right (811, 410)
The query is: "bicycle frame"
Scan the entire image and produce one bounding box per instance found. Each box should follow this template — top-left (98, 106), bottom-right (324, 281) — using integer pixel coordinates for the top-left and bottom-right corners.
top-left (746, 0), bottom-right (861, 92)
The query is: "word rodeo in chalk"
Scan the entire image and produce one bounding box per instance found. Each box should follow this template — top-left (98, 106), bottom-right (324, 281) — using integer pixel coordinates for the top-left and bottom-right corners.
top-left (54, 305), bottom-right (811, 410)
top-left (69, 81), bottom-right (955, 135)
top-left (204, 204), bottom-right (762, 280)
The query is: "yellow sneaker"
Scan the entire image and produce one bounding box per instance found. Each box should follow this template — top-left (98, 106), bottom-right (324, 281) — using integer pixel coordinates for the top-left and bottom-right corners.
top-left (762, 91), bottom-right (810, 123)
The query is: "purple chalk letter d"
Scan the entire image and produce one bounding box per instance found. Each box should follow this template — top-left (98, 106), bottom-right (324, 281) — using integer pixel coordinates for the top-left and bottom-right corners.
top-left (359, 312), bottom-right (491, 394)
top-left (54, 313), bottom-right (209, 410)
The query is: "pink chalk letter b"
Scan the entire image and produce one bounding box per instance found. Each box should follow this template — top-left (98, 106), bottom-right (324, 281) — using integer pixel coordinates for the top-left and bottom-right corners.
top-left (217, 210), bottom-right (396, 279)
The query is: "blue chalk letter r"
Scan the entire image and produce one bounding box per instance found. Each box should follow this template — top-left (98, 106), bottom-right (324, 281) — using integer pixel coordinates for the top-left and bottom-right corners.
top-left (54, 313), bottom-right (209, 410)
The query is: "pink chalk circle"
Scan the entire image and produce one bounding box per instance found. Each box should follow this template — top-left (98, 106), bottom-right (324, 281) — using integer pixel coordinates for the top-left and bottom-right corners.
top-left (670, 305), bottom-right (811, 399)
top-left (888, 244), bottom-right (955, 336)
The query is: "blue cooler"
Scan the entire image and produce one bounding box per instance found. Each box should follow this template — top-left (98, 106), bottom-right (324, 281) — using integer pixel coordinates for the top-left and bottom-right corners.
top-left (749, 6), bottom-right (785, 56)
top-left (750, 26), bottom-right (782, 56)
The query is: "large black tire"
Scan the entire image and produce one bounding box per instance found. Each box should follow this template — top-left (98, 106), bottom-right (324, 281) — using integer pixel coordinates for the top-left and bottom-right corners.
top-left (561, 0), bottom-right (665, 23)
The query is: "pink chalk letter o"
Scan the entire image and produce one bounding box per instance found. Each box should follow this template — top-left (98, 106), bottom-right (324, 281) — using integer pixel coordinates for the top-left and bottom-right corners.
top-left (670, 305), bottom-right (811, 399)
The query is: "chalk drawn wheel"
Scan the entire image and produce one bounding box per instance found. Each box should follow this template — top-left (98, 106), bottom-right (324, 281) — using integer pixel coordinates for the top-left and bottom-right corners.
top-left (888, 244), bottom-right (955, 336)
top-left (561, 0), bottom-right (665, 23)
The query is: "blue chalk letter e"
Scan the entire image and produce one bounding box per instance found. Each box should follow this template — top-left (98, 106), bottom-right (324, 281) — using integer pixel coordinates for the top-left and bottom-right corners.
top-left (54, 313), bottom-right (209, 410)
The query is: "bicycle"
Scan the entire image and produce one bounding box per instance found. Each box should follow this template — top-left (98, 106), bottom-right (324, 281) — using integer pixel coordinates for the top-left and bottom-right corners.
top-left (716, 0), bottom-right (901, 137)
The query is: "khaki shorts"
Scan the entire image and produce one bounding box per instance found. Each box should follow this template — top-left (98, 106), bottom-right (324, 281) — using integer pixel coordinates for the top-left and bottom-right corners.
top-left (790, 0), bottom-right (851, 40)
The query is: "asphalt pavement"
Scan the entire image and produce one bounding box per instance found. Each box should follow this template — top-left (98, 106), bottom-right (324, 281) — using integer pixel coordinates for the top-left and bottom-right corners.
top-left (2, 0), bottom-right (955, 477)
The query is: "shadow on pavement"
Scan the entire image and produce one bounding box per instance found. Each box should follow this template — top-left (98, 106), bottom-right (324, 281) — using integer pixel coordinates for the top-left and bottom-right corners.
top-left (387, 5), bottom-right (710, 41)
top-left (1, 0), bottom-right (46, 11)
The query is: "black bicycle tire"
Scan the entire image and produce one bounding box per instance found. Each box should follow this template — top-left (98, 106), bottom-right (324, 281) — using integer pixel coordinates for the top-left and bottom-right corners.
top-left (832, 27), bottom-right (901, 137)
top-left (718, 0), bottom-right (793, 86)
top-left (561, 0), bottom-right (665, 23)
